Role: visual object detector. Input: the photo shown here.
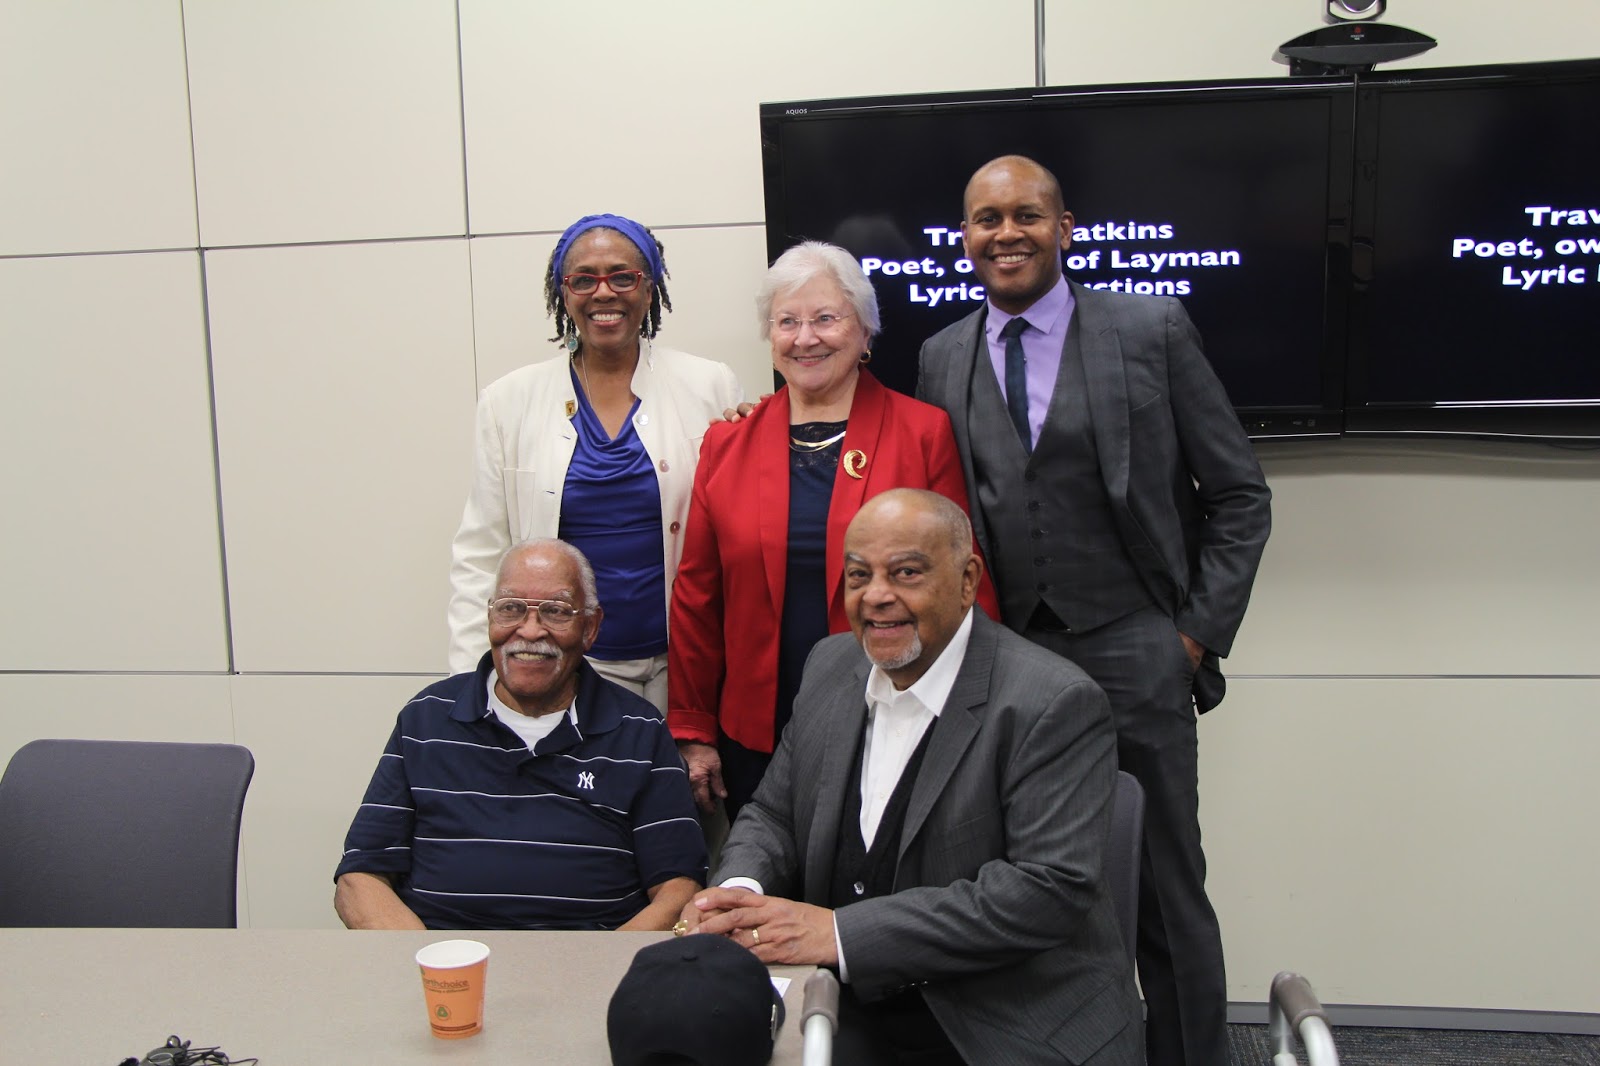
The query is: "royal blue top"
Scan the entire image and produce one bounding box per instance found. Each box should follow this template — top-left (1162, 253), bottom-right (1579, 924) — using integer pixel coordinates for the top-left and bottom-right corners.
top-left (335, 657), bottom-right (706, 930)
top-left (558, 366), bottom-right (668, 660)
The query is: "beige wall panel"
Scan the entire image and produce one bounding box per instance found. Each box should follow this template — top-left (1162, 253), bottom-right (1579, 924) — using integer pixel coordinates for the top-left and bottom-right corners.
top-left (231, 673), bottom-right (433, 928)
top-left (184, 0), bottom-right (465, 247)
top-left (1383, 1), bottom-right (1600, 69)
top-left (0, 1), bottom-right (197, 255)
top-left (1230, 442), bottom-right (1600, 676)
top-left (1201, 677), bottom-right (1600, 1012)
top-left (1044, 0), bottom-right (1308, 83)
top-left (458, 0), bottom-right (1035, 234)
top-left (657, 226), bottom-right (773, 401)
top-left (0, 674), bottom-right (236, 766)
top-left (466, 232), bottom-right (561, 394)
top-left (0, 253), bottom-right (228, 672)
top-left (1044, 0), bottom-right (1600, 85)
top-left (207, 240), bottom-right (475, 673)
top-left (469, 226), bottom-right (772, 404)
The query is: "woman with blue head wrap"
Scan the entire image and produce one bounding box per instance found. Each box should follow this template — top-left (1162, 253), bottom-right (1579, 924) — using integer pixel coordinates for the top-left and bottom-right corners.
top-left (448, 214), bottom-right (744, 711)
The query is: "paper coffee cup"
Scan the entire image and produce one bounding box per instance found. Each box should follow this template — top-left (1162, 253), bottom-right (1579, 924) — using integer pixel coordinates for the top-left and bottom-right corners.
top-left (416, 939), bottom-right (491, 1039)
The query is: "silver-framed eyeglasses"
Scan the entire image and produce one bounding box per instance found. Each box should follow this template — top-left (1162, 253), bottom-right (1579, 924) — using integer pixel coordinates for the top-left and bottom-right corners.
top-left (769, 312), bottom-right (856, 336)
top-left (487, 597), bottom-right (592, 630)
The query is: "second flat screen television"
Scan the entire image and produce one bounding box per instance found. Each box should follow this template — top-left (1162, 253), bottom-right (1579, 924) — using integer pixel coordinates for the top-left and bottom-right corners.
top-left (1349, 60), bottom-right (1600, 440)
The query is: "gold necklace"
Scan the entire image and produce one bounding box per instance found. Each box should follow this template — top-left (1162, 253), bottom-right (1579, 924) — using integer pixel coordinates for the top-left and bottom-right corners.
top-left (789, 428), bottom-right (847, 452)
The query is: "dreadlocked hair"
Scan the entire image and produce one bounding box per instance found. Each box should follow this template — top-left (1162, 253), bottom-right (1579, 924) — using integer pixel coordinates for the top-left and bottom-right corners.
top-left (545, 228), bottom-right (673, 347)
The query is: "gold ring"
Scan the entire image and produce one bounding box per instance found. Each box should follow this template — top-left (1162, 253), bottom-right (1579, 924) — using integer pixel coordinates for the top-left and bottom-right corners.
top-left (673, 919), bottom-right (689, 937)
top-left (751, 927), bottom-right (760, 945)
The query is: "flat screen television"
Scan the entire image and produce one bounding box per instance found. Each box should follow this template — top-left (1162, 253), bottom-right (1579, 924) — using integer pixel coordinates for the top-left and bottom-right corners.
top-left (1346, 58), bottom-right (1600, 441)
top-left (759, 75), bottom-right (1355, 440)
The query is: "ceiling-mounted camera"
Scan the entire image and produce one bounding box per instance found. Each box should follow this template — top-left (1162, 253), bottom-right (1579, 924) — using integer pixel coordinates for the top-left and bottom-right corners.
top-left (1278, 0), bottom-right (1434, 76)
top-left (1325, 0), bottom-right (1385, 22)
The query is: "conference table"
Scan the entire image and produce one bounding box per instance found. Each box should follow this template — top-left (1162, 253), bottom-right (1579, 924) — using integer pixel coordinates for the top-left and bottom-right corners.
top-left (1, 928), bottom-right (814, 1064)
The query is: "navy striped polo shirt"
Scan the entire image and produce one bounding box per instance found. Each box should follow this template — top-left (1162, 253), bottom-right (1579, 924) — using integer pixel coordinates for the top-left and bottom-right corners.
top-left (336, 657), bottom-right (706, 929)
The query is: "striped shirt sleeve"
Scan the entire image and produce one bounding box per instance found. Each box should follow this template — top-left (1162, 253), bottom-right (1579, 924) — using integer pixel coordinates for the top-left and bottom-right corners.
top-left (334, 715), bottom-right (416, 881)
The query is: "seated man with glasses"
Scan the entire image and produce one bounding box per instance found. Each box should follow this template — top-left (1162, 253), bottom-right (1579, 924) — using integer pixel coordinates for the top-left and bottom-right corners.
top-left (336, 539), bottom-right (706, 930)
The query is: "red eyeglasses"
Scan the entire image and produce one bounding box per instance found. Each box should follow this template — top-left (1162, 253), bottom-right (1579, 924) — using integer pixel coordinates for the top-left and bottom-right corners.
top-left (562, 270), bottom-right (647, 294)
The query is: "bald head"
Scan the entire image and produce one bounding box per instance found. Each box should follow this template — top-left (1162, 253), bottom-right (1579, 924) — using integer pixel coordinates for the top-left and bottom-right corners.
top-left (495, 539), bottom-right (598, 608)
top-left (851, 489), bottom-right (973, 558)
top-left (964, 155), bottom-right (1065, 219)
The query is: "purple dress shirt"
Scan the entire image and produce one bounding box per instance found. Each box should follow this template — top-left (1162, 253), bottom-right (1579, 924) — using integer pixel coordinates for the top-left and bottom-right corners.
top-left (983, 276), bottom-right (1076, 447)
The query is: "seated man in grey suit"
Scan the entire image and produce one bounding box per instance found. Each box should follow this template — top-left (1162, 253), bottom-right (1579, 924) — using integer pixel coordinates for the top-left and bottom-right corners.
top-left (677, 489), bottom-right (1140, 1065)
top-left (335, 539), bottom-right (705, 931)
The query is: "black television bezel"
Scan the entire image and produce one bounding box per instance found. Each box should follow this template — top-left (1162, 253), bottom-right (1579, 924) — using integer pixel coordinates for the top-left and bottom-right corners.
top-left (758, 73), bottom-right (1357, 441)
top-left (1345, 57), bottom-right (1600, 444)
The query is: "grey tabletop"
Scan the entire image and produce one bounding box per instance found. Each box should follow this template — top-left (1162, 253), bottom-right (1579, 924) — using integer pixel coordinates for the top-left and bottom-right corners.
top-left (0, 928), bottom-right (813, 1064)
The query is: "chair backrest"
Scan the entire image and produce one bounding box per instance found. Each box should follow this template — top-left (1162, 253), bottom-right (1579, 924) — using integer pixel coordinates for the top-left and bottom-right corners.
top-left (1106, 770), bottom-right (1145, 964)
top-left (0, 739), bottom-right (255, 928)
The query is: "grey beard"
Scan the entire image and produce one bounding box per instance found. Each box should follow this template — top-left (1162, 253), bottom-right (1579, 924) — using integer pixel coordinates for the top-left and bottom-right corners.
top-left (863, 631), bottom-right (922, 672)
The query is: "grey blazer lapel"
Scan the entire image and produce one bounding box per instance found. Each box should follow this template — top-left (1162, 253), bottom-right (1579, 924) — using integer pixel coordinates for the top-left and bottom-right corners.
top-left (1070, 282), bottom-right (1133, 506)
top-left (899, 616), bottom-right (993, 863)
top-left (933, 310), bottom-right (994, 557)
top-left (802, 658), bottom-right (871, 903)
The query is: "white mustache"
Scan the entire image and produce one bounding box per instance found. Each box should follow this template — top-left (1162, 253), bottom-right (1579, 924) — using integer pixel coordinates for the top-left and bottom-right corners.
top-left (503, 639), bottom-right (563, 662)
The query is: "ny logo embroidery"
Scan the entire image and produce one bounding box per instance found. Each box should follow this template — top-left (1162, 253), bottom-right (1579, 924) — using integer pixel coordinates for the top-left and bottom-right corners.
top-left (577, 771), bottom-right (596, 790)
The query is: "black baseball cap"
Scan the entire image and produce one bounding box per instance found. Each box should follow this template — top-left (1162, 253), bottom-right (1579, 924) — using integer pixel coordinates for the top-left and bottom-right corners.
top-left (607, 934), bottom-right (787, 1066)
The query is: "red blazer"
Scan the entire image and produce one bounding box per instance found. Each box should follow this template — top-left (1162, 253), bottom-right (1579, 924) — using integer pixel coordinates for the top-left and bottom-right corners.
top-left (668, 370), bottom-right (1001, 754)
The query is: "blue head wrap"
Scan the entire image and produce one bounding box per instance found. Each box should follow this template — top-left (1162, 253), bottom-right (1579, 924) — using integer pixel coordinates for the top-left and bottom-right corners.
top-left (550, 213), bottom-right (665, 287)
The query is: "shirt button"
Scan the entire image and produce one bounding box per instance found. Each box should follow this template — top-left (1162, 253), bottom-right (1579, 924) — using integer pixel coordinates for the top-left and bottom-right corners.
top-left (1036, 582), bottom-right (1048, 592)
top-left (1024, 470), bottom-right (1037, 482)
top-left (636, 413), bottom-right (649, 426)
top-left (1027, 500), bottom-right (1040, 511)
top-left (1030, 529), bottom-right (1043, 539)
top-left (669, 521), bottom-right (681, 533)
top-left (658, 459), bottom-right (669, 472)
top-left (853, 881), bottom-right (866, 896)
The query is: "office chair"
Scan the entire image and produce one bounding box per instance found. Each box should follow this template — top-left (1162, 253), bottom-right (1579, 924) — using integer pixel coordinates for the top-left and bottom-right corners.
top-left (0, 738), bottom-right (255, 927)
top-left (1106, 770), bottom-right (1145, 964)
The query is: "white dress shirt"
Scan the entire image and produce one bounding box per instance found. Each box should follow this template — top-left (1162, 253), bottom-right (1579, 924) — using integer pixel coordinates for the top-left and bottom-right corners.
top-left (720, 608), bottom-right (976, 980)
top-left (858, 607), bottom-right (974, 846)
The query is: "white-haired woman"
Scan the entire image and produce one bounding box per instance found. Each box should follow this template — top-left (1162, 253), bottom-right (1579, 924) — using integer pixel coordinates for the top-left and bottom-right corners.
top-left (666, 242), bottom-right (999, 818)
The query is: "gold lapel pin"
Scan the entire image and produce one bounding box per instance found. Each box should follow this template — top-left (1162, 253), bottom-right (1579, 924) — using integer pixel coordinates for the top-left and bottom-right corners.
top-left (564, 399), bottom-right (576, 418)
top-left (843, 449), bottom-right (867, 479)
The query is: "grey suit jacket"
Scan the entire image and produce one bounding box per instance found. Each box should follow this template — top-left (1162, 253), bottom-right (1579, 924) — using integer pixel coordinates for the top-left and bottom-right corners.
top-left (916, 281), bottom-right (1271, 710)
top-left (717, 613), bottom-right (1141, 1065)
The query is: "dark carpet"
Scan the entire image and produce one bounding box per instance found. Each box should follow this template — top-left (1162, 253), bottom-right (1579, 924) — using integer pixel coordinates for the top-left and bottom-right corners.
top-left (1229, 1023), bottom-right (1600, 1065)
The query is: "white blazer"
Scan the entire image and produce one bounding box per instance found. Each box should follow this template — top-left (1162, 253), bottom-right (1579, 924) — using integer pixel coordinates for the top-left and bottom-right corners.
top-left (447, 341), bottom-right (744, 674)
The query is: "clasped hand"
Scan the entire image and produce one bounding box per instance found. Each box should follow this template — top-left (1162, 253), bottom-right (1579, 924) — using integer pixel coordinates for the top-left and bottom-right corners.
top-left (677, 886), bottom-right (838, 967)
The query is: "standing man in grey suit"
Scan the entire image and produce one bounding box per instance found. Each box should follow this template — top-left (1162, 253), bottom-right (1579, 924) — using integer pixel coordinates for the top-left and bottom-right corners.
top-left (678, 489), bottom-right (1140, 1065)
top-left (917, 156), bottom-right (1272, 1066)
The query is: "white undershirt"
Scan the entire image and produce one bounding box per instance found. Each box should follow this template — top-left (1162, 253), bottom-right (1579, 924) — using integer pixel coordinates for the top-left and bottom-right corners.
top-left (486, 675), bottom-right (575, 750)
